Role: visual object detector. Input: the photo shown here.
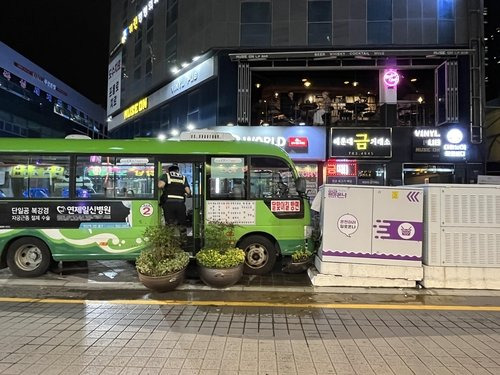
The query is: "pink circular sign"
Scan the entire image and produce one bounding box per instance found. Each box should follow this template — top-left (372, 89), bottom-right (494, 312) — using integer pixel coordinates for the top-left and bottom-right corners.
top-left (383, 70), bottom-right (400, 87)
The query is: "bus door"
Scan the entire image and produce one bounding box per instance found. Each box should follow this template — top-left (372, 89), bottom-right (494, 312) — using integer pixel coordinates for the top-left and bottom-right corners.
top-left (158, 158), bottom-right (204, 254)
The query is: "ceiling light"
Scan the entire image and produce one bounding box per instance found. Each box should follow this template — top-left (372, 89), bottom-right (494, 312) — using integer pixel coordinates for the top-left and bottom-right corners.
top-left (352, 81), bottom-right (359, 87)
top-left (170, 67), bottom-right (180, 74)
top-left (302, 78), bottom-right (308, 82)
top-left (255, 83), bottom-right (261, 88)
top-left (344, 81), bottom-right (349, 85)
top-left (304, 81), bottom-right (312, 87)
top-left (411, 78), bottom-right (417, 82)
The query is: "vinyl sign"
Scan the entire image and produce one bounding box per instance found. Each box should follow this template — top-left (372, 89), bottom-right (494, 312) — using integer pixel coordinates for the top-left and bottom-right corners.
top-left (330, 128), bottom-right (392, 158)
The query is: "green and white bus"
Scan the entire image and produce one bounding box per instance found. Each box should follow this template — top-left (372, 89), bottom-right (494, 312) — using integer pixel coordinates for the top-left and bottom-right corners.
top-left (0, 132), bottom-right (312, 277)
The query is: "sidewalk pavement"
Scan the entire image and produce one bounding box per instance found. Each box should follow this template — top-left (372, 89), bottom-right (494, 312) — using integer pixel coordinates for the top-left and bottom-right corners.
top-left (0, 298), bottom-right (499, 375)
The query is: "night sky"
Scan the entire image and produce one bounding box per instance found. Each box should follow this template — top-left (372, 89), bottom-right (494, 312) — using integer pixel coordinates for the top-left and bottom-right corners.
top-left (0, 0), bottom-right (111, 108)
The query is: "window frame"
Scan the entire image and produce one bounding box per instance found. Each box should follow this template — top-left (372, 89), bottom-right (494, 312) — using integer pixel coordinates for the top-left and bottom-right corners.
top-left (206, 155), bottom-right (249, 201)
top-left (0, 153), bottom-right (73, 200)
top-left (307, 0), bottom-right (332, 46)
top-left (240, 1), bottom-right (272, 47)
top-left (73, 154), bottom-right (157, 201)
top-left (249, 156), bottom-right (300, 200)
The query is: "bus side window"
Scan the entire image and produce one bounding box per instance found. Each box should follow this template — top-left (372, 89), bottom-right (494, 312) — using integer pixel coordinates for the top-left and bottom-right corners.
top-left (208, 157), bottom-right (247, 199)
top-left (0, 155), bottom-right (69, 199)
top-left (250, 157), bottom-right (298, 199)
top-left (76, 155), bottom-right (155, 200)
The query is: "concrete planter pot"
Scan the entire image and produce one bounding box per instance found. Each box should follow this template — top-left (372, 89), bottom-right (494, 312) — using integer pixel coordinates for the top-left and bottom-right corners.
top-left (282, 257), bottom-right (313, 274)
top-left (138, 267), bottom-right (186, 292)
top-left (197, 263), bottom-right (243, 288)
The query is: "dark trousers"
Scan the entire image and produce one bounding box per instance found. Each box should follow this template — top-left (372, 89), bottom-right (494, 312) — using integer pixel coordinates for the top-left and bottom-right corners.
top-left (162, 200), bottom-right (186, 226)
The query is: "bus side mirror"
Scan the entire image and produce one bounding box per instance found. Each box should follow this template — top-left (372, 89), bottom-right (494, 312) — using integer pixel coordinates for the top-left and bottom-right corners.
top-left (296, 177), bottom-right (306, 194)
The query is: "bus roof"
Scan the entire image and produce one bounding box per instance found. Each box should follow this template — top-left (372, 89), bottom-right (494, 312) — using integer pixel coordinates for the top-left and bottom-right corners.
top-left (0, 137), bottom-right (293, 161)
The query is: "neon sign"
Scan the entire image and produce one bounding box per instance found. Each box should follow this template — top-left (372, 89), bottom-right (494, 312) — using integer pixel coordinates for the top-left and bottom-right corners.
top-left (383, 69), bottom-right (400, 87)
top-left (121, 0), bottom-right (160, 44)
top-left (443, 128), bottom-right (467, 158)
top-left (124, 98), bottom-right (148, 120)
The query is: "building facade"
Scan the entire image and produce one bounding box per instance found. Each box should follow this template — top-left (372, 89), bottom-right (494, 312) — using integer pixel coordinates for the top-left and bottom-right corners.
top-left (0, 42), bottom-right (106, 139)
top-left (108, 0), bottom-right (485, 185)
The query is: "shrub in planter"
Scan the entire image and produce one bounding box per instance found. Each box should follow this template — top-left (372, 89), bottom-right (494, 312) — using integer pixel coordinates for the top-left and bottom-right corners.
top-left (136, 225), bottom-right (189, 292)
top-left (282, 247), bottom-right (314, 274)
top-left (291, 248), bottom-right (313, 263)
top-left (196, 222), bottom-right (245, 288)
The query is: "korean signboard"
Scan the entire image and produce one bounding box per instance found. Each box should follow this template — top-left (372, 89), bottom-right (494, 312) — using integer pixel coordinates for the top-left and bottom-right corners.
top-left (0, 201), bottom-right (131, 229)
top-left (330, 128), bottom-right (392, 158)
top-left (412, 127), bottom-right (468, 161)
top-left (217, 126), bottom-right (326, 161)
top-left (107, 52), bottom-right (122, 115)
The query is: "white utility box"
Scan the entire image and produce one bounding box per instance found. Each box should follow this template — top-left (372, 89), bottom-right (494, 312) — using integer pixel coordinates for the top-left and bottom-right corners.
top-left (310, 185), bottom-right (424, 287)
top-left (416, 184), bottom-right (500, 289)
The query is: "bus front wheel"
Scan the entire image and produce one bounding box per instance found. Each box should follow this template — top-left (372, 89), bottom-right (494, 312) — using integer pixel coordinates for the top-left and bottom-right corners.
top-left (6, 237), bottom-right (51, 277)
top-left (240, 235), bottom-right (276, 275)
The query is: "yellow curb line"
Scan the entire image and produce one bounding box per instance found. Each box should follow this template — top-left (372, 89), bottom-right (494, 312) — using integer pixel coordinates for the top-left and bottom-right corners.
top-left (0, 297), bottom-right (499, 311)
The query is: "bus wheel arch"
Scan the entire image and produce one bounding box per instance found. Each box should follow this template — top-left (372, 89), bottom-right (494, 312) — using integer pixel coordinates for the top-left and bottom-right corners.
top-left (6, 236), bottom-right (52, 277)
top-left (237, 233), bottom-right (279, 275)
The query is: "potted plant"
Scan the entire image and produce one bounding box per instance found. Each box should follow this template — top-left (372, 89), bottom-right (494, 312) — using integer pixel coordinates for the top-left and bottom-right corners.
top-left (282, 247), bottom-right (314, 274)
top-left (136, 225), bottom-right (190, 292)
top-left (196, 222), bottom-right (245, 288)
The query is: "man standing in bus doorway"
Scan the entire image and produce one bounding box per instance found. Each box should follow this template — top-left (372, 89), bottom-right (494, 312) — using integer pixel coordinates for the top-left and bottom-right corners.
top-left (158, 165), bottom-right (191, 229)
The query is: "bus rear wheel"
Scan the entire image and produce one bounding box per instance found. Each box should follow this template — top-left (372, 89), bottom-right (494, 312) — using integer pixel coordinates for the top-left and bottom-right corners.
top-left (240, 235), bottom-right (276, 275)
top-left (6, 237), bottom-right (51, 277)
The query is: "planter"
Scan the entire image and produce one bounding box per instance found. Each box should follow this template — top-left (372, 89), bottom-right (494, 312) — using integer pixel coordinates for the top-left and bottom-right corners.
top-left (282, 257), bottom-right (313, 274)
top-left (198, 263), bottom-right (243, 288)
top-left (138, 267), bottom-right (186, 292)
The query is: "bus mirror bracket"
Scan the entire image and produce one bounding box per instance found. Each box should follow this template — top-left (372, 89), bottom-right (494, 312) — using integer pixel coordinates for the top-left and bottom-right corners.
top-left (296, 177), bottom-right (306, 194)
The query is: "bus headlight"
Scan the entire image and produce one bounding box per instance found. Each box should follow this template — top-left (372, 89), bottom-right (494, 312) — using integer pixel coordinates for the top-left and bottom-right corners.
top-left (304, 225), bottom-right (313, 239)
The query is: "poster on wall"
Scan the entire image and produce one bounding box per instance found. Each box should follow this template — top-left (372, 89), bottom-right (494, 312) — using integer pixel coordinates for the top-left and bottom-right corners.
top-left (107, 52), bottom-right (122, 115)
top-left (0, 201), bottom-right (131, 229)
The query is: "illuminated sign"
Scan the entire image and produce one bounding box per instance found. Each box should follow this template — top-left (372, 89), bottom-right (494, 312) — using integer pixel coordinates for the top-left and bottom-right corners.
top-left (330, 128), bottom-right (392, 158)
top-left (413, 128), bottom-right (442, 160)
top-left (13, 62), bottom-right (67, 96)
top-left (443, 128), bottom-right (467, 159)
top-left (216, 125), bottom-right (326, 161)
top-left (121, 0), bottom-right (160, 44)
top-left (383, 69), bottom-right (400, 87)
top-left (123, 98), bottom-right (148, 120)
top-left (413, 127), bottom-right (468, 160)
top-left (288, 137), bottom-right (308, 148)
top-left (326, 159), bottom-right (357, 177)
top-left (165, 58), bottom-right (215, 101)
